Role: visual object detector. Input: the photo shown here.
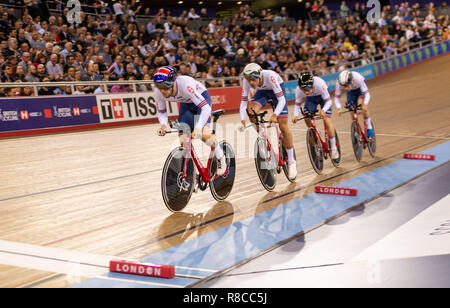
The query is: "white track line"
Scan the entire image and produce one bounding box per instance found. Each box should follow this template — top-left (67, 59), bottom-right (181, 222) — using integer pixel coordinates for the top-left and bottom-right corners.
top-left (0, 240), bottom-right (211, 286)
top-left (291, 128), bottom-right (449, 140)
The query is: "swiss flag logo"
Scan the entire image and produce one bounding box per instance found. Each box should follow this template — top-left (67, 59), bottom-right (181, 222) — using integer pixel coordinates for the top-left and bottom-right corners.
top-left (73, 107), bottom-right (80, 116)
top-left (20, 110), bottom-right (29, 120)
top-left (44, 109), bottom-right (52, 118)
top-left (112, 98), bottom-right (124, 119)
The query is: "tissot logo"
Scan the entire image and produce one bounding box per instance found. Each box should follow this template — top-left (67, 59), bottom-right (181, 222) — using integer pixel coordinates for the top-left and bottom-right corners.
top-left (96, 92), bottom-right (179, 123)
top-left (99, 96), bottom-right (159, 121)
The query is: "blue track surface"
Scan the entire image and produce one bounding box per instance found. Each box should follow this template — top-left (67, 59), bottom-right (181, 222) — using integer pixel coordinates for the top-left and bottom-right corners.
top-left (73, 141), bottom-right (450, 288)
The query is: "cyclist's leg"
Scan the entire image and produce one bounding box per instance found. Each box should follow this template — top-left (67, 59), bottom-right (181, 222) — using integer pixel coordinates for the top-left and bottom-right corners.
top-left (303, 97), bottom-right (318, 128)
top-left (272, 86), bottom-right (293, 154)
top-left (358, 96), bottom-right (373, 136)
top-left (248, 90), bottom-right (269, 131)
top-left (320, 99), bottom-right (337, 151)
top-left (178, 103), bottom-right (195, 147)
top-left (193, 91), bottom-right (225, 160)
top-left (347, 89), bottom-right (360, 120)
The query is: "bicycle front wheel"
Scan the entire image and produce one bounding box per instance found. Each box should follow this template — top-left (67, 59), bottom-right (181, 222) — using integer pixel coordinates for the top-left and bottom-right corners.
top-left (330, 129), bottom-right (342, 167)
top-left (281, 143), bottom-right (297, 182)
top-left (368, 121), bottom-right (376, 157)
top-left (306, 128), bottom-right (324, 174)
top-left (210, 141), bottom-right (236, 201)
top-left (161, 147), bottom-right (195, 212)
top-left (351, 121), bottom-right (363, 161)
top-left (254, 137), bottom-right (277, 191)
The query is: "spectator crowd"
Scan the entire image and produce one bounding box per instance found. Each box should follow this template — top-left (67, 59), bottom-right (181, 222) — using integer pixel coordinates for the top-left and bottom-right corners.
top-left (0, 0), bottom-right (448, 96)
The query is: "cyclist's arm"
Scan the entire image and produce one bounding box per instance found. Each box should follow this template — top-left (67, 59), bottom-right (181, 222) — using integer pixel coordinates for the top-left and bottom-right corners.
top-left (240, 80), bottom-right (250, 121)
top-left (361, 83), bottom-right (370, 106)
top-left (273, 91), bottom-right (286, 116)
top-left (362, 92), bottom-right (371, 106)
top-left (356, 75), bottom-right (370, 106)
top-left (334, 82), bottom-right (343, 109)
top-left (294, 87), bottom-right (305, 117)
top-left (271, 80), bottom-right (286, 116)
top-left (322, 98), bottom-right (333, 113)
top-left (155, 90), bottom-right (168, 126)
top-left (319, 83), bottom-right (333, 113)
top-left (195, 101), bottom-right (212, 129)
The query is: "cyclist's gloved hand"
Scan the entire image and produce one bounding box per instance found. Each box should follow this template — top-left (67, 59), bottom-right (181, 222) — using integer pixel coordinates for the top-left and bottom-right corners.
top-left (269, 113), bottom-right (278, 124)
top-left (192, 127), bottom-right (202, 139)
top-left (157, 125), bottom-right (167, 136)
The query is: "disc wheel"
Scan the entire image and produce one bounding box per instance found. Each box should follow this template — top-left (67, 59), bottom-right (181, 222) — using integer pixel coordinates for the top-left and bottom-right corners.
top-left (254, 137), bottom-right (277, 191)
top-left (351, 121), bottom-right (363, 161)
top-left (306, 128), bottom-right (324, 174)
top-left (161, 147), bottom-right (195, 212)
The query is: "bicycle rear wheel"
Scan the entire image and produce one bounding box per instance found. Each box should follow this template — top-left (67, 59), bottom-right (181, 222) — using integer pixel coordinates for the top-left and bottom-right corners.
top-left (306, 128), bottom-right (324, 174)
top-left (210, 141), bottom-right (236, 201)
top-left (329, 129), bottom-right (342, 167)
top-left (281, 143), bottom-right (297, 182)
top-left (351, 121), bottom-right (363, 161)
top-left (254, 137), bottom-right (276, 191)
top-left (368, 121), bottom-right (376, 157)
top-left (161, 147), bottom-right (195, 212)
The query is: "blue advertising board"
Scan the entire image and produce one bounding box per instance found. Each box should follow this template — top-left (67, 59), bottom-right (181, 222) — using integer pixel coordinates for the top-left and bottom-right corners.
top-left (373, 40), bottom-right (450, 77)
top-left (0, 96), bottom-right (99, 133)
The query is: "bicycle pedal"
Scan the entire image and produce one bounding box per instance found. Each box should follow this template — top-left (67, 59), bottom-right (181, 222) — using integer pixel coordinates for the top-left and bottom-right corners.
top-left (179, 179), bottom-right (191, 192)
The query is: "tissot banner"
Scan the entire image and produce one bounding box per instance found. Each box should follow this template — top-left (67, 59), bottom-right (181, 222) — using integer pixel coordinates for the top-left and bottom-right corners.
top-left (95, 92), bottom-right (179, 124)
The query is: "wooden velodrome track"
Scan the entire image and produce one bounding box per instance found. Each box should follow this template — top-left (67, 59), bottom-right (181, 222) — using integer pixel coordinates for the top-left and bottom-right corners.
top-left (0, 55), bottom-right (449, 288)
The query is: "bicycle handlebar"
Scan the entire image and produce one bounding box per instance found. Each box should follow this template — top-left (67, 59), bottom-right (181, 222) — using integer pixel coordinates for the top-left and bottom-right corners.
top-left (246, 107), bottom-right (269, 125)
top-left (344, 104), bottom-right (363, 113)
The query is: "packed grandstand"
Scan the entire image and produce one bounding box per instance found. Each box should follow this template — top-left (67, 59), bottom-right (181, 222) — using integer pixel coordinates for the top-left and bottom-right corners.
top-left (0, 0), bottom-right (448, 96)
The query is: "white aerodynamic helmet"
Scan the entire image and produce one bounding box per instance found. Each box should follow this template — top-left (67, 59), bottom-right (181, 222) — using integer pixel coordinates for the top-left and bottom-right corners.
top-left (338, 70), bottom-right (353, 86)
top-left (243, 63), bottom-right (262, 81)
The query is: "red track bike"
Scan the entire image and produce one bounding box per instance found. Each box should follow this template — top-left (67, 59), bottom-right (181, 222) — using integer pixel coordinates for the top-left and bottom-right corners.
top-left (296, 111), bottom-right (342, 174)
top-left (161, 110), bottom-right (236, 212)
top-left (345, 104), bottom-right (376, 161)
top-left (246, 107), bottom-right (296, 191)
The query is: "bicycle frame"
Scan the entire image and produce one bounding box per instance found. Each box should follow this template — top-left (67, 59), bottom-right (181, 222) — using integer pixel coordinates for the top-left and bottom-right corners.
top-left (349, 107), bottom-right (369, 144)
top-left (182, 135), bottom-right (216, 183)
top-left (179, 118), bottom-right (229, 184)
top-left (259, 123), bottom-right (286, 168)
top-left (308, 116), bottom-right (331, 154)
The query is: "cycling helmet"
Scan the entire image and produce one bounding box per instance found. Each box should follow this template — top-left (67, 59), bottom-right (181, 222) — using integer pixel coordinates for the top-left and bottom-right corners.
top-left (153, 66), bottom-right (177, 90)
top-left (243, 63), bottom-right (262, 81)
top-left (338, 70), bottom-right (353, 87)
top-left (298, 72), bottom-right (314, 90)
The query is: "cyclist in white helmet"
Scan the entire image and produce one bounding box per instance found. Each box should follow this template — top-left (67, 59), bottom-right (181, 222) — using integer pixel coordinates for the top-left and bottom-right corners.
top-left (239, 63), bottom-right (297, 181)
top-left (335, 70), bottom-right (374, 139)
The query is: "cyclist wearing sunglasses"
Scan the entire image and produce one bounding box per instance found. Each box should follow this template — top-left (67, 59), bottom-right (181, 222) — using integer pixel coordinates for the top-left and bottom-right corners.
top-left (154, 66), bottom-right (226, 176)
top-left (292, 72), bottom-right (340, 160)
top-left (239, 63), bottom-right (297, 181)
